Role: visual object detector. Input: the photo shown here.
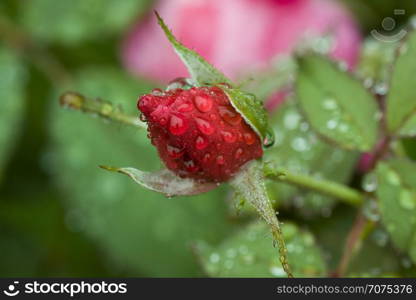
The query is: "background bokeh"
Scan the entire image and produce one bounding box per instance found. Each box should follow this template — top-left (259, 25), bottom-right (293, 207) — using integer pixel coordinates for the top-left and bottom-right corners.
top-left (1, 0), bottom-right (416, 277)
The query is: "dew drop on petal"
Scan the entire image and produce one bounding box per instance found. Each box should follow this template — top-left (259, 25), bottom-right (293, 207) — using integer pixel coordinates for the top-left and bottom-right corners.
top-left (194, 95), bottom-right (213, 112)
top-left (244, 132), bottom-right (256, 145)
top-left (218, 106), bottom-right (242, 126)
top-left (216, 155), bottom-right (225, 165)
top-left (169, 115), bottom-right (188, 135)
top-left (195, 136), bottom-right (208, 150)
top-left (195, 117), bottom-right (215, 135)
top-left (221, 131), bottom-right (237, 143)
top-left (151, 88), bottom-right (164, 96)
top-left (235, 148), bottom-right (243, 159)
top-left (184, 160), bottom-right (199, 172)
top-left (203, 153), bottom-right (211, 163)
top-left (177, 102), bottom-right (193, 112)
top-left (167, 145), bottom-right (184, 159)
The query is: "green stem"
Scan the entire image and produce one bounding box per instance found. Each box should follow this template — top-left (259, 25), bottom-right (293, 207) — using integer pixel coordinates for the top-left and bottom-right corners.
top-left (60, 92), bottom-right (145, 129)
top-left (264, 161), bottom-right (364, 207)
top-left (231, 161), bottom-right (293, 278)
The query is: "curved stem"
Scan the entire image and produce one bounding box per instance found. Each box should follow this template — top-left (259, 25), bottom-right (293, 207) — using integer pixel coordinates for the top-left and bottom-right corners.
top-left (264, 161), bottom-right (364, 207)
top-left (60, 92), bottom-right (146, 129)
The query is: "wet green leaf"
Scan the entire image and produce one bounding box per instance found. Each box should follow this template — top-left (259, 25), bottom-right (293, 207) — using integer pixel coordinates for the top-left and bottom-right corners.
top-left (356, 38), bottom-right (399, 93)
top-left (265, 100), bottom-right (358, 214)
top-left (51, 67), bottom-right (235, 276)
top-left (195, 221), bottom-right (326, 277)
top-left (377, 159), bottom-right (416, 264)
top-left (0, 46), bottom-right (26, 182)
top-left (386, 31), bottom-right (416, 136)
top-left (156, 12), bottom-right (231, 87)
top-left (296, 54), bottom-right (379, 151)
top-left (20, 0), bottom-right (151, 45)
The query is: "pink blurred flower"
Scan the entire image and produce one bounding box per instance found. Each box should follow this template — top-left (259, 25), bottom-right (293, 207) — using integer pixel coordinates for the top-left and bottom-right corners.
top-left (121, 0), bottom-right (361, 83)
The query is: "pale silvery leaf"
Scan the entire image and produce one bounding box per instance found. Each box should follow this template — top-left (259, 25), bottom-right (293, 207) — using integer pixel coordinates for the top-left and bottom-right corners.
top-left (100, 166), bottom-right (217, 197)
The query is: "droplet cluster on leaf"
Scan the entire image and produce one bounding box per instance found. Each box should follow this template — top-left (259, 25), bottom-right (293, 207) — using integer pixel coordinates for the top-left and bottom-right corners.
top-left (138, 85), bottom-right (263, 182)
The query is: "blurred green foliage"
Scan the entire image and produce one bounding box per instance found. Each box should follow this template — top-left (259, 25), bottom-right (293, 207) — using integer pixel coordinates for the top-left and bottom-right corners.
top-left (1, 0), bottom-right (416, 277)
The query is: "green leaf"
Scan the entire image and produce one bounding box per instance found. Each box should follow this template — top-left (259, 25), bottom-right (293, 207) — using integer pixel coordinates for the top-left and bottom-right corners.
top-left (100, 166), bottom-right (216, 197)
top-left (386, 31), bottom-right (416, 136)
top-left (155, 12), bottom-right (231, 87)
top-left (356, 38), bottom-right (399, 93)
top-left (377, 159), bottom-right (416, 264)
top-left (195, 221), bottom-right (326, 277)
top-left (20, 0), bottom-right (151, 45)
top-left (296, 54), bottom-right (379, 151)
top-left (222, 86), bottom-right (273, 146)
top-left (265, 99), bottom-right (358, 214)
top-left (0, 46), bottom-right (26, 182)
top-left (51, 67), bottom-right (236, 276)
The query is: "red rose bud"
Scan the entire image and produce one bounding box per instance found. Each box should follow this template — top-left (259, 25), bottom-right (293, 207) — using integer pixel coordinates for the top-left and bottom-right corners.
top-left (138, 85), bottom-right (263, 182)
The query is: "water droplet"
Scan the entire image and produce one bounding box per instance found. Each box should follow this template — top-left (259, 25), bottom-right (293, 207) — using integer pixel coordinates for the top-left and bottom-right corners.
top-left (235, 148), bottom-right (243, 159)
top-left (326, 119), bottom-right (338, 129)
top-left (159, 117), bottom-right (167, 125)
top-left (221, 131), bottom-right (237, 143)
top-left (224, 259), bottom-right (234, 269)
top-left (203, 153), bottom-right (211, 163)
top-left (244, 132), bottom-right (256, 145)
top-left (216, 155), bottom-right (225, 165)
top-left (194, 95), bottom-right (213, 112)
top-left (338, 123), bottom-right (349, 133)
top-left (386, 170), bottom-right (400, 186)
top-left (372, 229), bottom-right (388, 247)
top-left (209, 253), bottom-right (220, 264)
top-left (269, 266), bottom-right (286, 277)
top-left (209, 113), bottom-right (217, 120)
top-left (263, 129), bottom-right (275, 147)
top-left (291, 137), bottom-right (310, 152)
top-left (374, 111), bottom-right (382, 121)
top-left (401, 257), bottom-right (412, 269)
top-left (195, 136), bottom-right (208, 150)
top-left (374, 82), bottom-right (388, 95)
top-left (169, 115), bottom-right (188, 135)
top-left (177, 102), bottom-right (193, 112)
top-left (184, 160), bottom-right (198, 172)
top-left (362, 173), bottom-right (377, 192)
top-left (364, 78), bottom-right (374, 88)
top-left (218, 106), bottom-right (242, 125)
top-left (300, 122), bottom-right (309, 132)
top-left (167, 145), bottom-right (184, 158)
top-left (139, 113), bottom-right (146, 122)
top-left (226, 248), bottom-right (237, 258)
top-left (283, 111), bottom-right (301, 130)
top-left (322, 98), bottom-right (338, 110)
top-left (166, 77), bottom-right (192, 91)
top-left (195, 117), bottom-right (215, 135)
top-left (151, 88), bottom-right (164, 96)
top-left (399, 189), bottom-right (415, 210)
